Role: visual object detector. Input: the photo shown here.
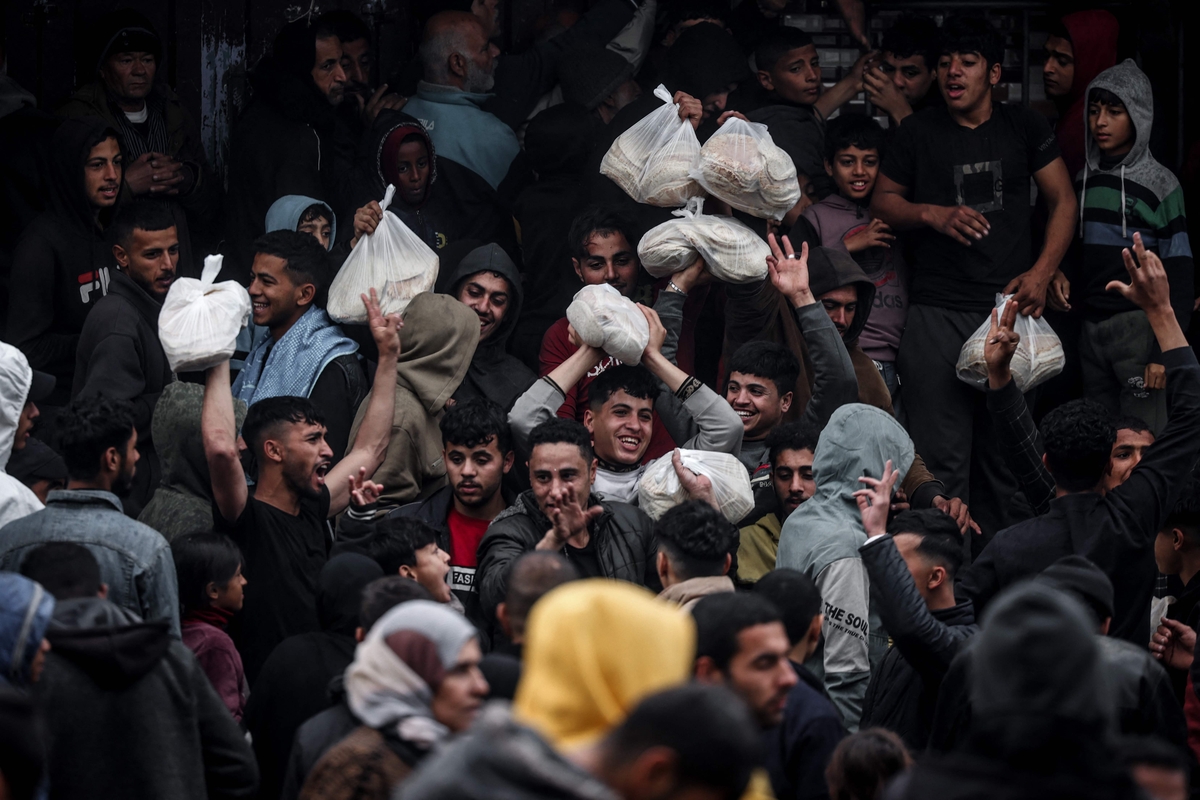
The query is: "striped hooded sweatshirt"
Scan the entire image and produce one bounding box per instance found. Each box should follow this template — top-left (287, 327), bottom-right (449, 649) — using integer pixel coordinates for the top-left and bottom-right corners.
top-left (1076, 59), bottom-right (1193, 331)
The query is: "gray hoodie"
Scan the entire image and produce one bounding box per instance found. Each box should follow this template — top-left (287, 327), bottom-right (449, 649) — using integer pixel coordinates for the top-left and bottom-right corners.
top-left (776, 403), bottom-right (913, 730)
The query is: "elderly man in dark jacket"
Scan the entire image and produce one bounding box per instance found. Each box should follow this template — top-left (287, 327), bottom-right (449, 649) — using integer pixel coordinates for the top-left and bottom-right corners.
top-left (853, 489), bottom-right (977, 750)
top-left (73, 199), bottom-right (177, 517)
top-left (957, 235), bottom-right (1200, 648)
top-left (476, 418), bottom-right (659, 626)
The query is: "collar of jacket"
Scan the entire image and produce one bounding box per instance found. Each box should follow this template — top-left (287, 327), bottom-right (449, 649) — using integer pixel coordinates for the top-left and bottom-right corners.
top-left (108, 268), bottom-right (164, 325)
top-left (415, 80), bottom-right (495, 105)
top-left (932, 599), bottom-right (975, 627)
top-left (46, 489), bottom-right (124, 514)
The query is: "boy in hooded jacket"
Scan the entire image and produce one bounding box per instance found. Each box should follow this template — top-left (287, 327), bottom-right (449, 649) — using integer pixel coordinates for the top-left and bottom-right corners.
top-left (776, 402), bottom-right (915, 731)
top-left (1076, 60), bottom-right (1193, 433)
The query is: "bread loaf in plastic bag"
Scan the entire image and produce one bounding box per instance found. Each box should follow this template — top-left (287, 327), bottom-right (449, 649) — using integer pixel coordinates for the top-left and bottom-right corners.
top-left (158, 254), bottom-right (252, 373)
top-left (637, 197), bottom-right (770, 283)
top-left (565, 284), bottom-right (650, 366)
top-left (692, 116), bottom-right (801, 221)
top-left (956, 294), bottom-right (1065, 392)
top-left (638, 449), bottom-right (754, 523)
top-left (326, 184), bottom-right (439, 323)
top-left (601, 85), bottom-right (704, 208)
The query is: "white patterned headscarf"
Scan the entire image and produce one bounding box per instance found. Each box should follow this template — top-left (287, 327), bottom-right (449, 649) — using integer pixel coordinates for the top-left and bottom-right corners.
top-left (344, 600), bottom-right (477, 748)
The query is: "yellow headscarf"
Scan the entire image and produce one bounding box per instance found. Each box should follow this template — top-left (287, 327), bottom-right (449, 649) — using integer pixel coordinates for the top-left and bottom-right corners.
top-left (513, 579), bottom-right (696, 750)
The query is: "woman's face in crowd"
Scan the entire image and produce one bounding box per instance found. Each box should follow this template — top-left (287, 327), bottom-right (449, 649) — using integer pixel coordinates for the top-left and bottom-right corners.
top-left (937, 51), bottom-right (1000, 113)
top-left (85, 137), bottom-right (123, 209)
top-left (585, 390), bottom-right (654, 467)
top-left (429, 638), bottom-right (488, 732)
top-left (393, 140), bottom-right (431, 206)
top-left (826, 145), bottom-right (879, 202)
top-left (572, 232), bottom-right (640, 298)
top-left (297, 214), bottom-right (333, 251)
top-left (210, 564), bottom-right (247, 612)
top-left (456, 271), bottom-right (510, 341)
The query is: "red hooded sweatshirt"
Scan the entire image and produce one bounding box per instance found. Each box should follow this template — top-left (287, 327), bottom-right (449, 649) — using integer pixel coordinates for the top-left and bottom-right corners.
top-left (1055, 11), bottom-right (1120, 180)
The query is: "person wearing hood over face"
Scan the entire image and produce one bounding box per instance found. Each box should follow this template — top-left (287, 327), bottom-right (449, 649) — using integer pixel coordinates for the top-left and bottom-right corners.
top-left (889, 583), bottom-right (1142, 800)
top-left (223, 17), bottom-right (353, 281)
top-left (438, 240), bottom-right (536, 412)
top-left (138, 383), bottom-right (247, 540)
top-left (267, 195), bottom-right (338, 252)
top-left (776, 403), bottom-right (914, 731)
top-left (33, 550), bottom-right (259, 799)
top-left (1043, 11), bottom-right (1120, 181)
top-left (0, 573), bottom-right (55, 689)
top-left (59, 9), bottom-right (219, 259)
top-left (0, 344), bottom-right (53, 529)
top-left (1075, 60), bottom-right (1193, 434)
top-left (6, 117), bottom-right (122, 416)
top-left (298, 601), bottom-right (487, 800)
top-left (725, 236), bottom-right (970, 533)
top-left (348, 292), bottom-right (479, 511)
top-left (245, 552), bottom-right (383, 800)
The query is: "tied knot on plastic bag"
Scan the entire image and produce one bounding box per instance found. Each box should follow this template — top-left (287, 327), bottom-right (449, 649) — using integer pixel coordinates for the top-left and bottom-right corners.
top-left (692, 116), bottom-right (800, 221)
top-left (565, 284), bottom-right (650, 366)
top-left (158, 254), bottom-right (252, 373)
top-left (638, 449), bottom-right (754, 523)
top-left (600, 84), bottom-right (704, 208)
top-left (956, 293), bottom-right (1066, 392)
top-left (638, 196), bottom-right (771, 283)
top-left (327, 184), bottom-right (439, 324)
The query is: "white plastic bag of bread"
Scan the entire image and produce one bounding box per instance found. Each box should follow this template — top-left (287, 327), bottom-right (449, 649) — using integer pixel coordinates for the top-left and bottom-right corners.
top-left (600, 84), bottom-right (704, 207)
top-left (565, 284), bottom-right (650, 366)
top-left (638, 448), bottom-right (754, 523)
top-left (637, 197), bottom-right (770, 283)
top-left (692, 116), bottom-right (801, 220)
top-left (956, 294), bottom-right (1066, 392)
top-left (326, 184), bottom-right (439, 323)
top-left (158, 254), bottom-right (252, 372)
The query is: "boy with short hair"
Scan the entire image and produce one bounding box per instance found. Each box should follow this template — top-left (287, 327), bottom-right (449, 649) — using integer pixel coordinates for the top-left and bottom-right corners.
top-left (725, 342), bottom-right (801, 477)
top-left (1077, 61), bottom-right (1193, 434)
top-left (803, 115), bottom-right (909, 401)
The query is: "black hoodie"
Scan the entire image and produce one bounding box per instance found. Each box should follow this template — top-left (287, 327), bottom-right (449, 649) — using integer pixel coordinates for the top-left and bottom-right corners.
top-left (6, 117), bottom-right (120, 405)
top-left (38, 597), bottom-right (258, 799)
top-left (438, 241), bottom-right (537, 413)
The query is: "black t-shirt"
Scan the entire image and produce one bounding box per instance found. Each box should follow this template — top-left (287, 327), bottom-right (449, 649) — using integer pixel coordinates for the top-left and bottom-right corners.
top-left (564, 533), bottom-right (603, 580)
top-left (216, 485), bottom-right (333, 682)
top-left (881, 103), bottom-right (1061, 310)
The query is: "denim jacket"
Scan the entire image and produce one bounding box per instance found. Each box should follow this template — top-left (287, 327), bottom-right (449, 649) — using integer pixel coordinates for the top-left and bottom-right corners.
top-left (0, 489), bottom-right (180, 637)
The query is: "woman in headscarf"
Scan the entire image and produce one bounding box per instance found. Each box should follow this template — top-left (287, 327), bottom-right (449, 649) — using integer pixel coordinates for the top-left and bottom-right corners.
top-left (298, 600), bottom-right (487, 800)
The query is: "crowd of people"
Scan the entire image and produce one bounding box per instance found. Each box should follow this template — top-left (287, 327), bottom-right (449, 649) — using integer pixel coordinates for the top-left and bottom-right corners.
top-left (0, 1), bottom-right (1197, 799)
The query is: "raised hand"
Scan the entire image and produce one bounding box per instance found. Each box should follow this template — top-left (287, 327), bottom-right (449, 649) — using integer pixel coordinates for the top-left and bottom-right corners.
top-left (540, 487), bottom-right (603, 550)
top-left (351, 201), bottom-right (384, 248)
top-left (932, 495), bottom-right (981, 536)
top-left (854, 459), bottom-right (900, 538)
top-left (362, 287), bottom-right (403, 359)
top-left (984, 299), bottom-right (1020, 388)
top-left (1106, 232), bottom-right (1173, 314)
top-left (671, 256), bottom-right (712, 293)
top-left (767, 234), bottom-right (814, 308)
top-left (672, 450), bottom-right (719, 511)
top-left (638, 304), bottom-right (668, 360)
top-left (672, 91), bottom-right (703, 130)
top-left (348, 466), bottom-right (383, 508)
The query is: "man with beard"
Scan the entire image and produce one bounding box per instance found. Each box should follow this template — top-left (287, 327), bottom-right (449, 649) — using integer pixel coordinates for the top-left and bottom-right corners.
top-left (0, 395), bottom-right (180, 637)
top-left (381, 398), bottom-right (516, 635)
top-left (402, 12), bottom-right (522, 195)
top-left (73, 200), bottom-right (179, 517)
top-left (202, 289), bottom-right (401, 680)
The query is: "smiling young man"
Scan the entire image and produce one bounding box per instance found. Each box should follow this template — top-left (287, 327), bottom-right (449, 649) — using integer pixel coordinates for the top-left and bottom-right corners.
top-left (871, 15), bottom-right (1077, 542)
top-left (73, 200), bottom-right (180, 517)
top-left (475, 418), bottom-right (659, 627)
top-left (513, 304), bottom-right (743, 504)
top-left (233, 230), bottom-right (366, 461)
top-left (202, 288), bottom-right (401, 681)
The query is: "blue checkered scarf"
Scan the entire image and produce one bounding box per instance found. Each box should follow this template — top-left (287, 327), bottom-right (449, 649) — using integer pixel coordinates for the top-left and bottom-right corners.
top-left (231, 306), bottom-right (359, 406)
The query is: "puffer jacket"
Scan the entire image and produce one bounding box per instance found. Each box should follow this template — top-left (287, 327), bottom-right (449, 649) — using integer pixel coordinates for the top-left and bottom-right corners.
top-left (858, 536), bottom-right (976, 750)
top-left (476, 491), bottom-right (660, 625)
top-left (0, 344), bottom-right (44, 529)
top-left (776, 403), bottom-right (914, 731)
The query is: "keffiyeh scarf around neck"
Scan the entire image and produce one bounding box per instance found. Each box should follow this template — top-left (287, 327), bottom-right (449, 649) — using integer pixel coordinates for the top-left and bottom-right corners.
top-left (231, 305), bottom-right (358, 407)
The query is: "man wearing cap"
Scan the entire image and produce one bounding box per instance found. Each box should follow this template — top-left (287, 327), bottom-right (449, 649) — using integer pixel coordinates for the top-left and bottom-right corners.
top-left (559, 43), bottom-right (641, 125)
top-left (59, 9), bottom-right (218, 256)
top-left (0, 343), bottom-right (54, 527)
